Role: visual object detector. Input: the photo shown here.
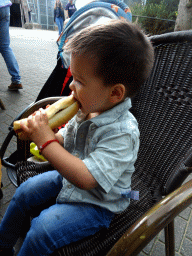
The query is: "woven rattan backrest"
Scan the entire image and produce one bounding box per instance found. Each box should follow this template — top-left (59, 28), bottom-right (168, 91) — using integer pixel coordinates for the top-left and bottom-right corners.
top-left (131, 31), bottom-right (192, 200)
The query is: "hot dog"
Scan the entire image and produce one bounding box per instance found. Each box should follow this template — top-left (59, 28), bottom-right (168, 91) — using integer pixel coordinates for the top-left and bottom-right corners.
top-left (13, 95), bottom-right (80, 132)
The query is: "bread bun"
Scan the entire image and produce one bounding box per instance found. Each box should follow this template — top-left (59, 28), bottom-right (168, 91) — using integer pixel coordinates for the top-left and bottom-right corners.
top-left (13, 95), bottom-right (80, 131)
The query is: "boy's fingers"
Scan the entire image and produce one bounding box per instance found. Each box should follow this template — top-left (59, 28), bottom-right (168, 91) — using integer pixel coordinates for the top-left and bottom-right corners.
top-left (39, 108), bottom-right (48, 122)
top-left (18, 132), bottom-right (27, 140)
top-left (20, 120), bottom-right (30, 133)
top-left (34, 111), bottom-right (41, 121)
top-left (27, 115), bottom-right (34, 126)
top-left (39, 108), bottom-right (46, 115)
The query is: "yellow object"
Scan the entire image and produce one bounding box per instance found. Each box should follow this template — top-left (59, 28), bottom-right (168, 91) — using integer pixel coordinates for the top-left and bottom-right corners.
top-left (30, 142), bottom-right (47, 161)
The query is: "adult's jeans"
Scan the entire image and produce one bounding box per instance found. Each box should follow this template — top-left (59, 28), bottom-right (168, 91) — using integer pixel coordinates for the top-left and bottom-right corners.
top-left (0, 6), bottom-right (21, 84)
top-left (0, 170), bottom-right (114, 256)
top-left (55, 17), bottom-right (64, 35)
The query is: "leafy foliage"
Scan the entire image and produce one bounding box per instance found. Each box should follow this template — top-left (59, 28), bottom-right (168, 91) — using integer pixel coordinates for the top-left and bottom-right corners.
top-left (131, 0), bottom-right (179, 35)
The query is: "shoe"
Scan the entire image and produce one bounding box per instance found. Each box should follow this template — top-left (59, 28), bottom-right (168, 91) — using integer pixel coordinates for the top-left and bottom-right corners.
top-left (8, 83), bottom-right (23, 91)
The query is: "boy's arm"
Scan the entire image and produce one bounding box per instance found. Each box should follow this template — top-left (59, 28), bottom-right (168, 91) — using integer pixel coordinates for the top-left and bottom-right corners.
top-left (39, 142), bottom-right (98, 190)
top-left (55, 131), bottom-right (64, 145)
top-left (20, 110), bottom-right (98, 190)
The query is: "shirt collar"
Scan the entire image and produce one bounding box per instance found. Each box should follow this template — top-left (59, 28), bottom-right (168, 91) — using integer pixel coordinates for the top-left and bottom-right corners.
top-left (92, 98), bottom-right (132, 127)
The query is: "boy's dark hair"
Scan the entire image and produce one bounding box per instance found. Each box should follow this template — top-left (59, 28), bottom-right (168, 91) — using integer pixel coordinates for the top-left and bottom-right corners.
top-left (65, 19), bottom-right (154, 97)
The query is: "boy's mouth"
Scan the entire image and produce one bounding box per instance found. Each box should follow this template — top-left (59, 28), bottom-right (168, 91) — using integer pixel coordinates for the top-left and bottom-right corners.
top-left (73, 98), bottom-right (82, 109)
top-left (71, 93), bottom-right (82, 108)
top-left (77, 101), bottom-right (82, 109)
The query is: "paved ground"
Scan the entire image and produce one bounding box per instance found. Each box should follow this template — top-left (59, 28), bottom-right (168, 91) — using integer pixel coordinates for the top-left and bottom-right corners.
top-left (0, 27), bottom-right (192, 256)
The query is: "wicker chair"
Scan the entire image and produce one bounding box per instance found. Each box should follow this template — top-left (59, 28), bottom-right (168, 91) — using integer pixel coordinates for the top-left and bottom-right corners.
top-left (1, 30), bottom-right (192, 256)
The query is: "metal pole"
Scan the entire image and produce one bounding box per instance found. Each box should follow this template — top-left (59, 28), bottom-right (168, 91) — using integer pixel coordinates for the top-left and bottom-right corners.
top-left (36, 0), bottom-right (41, 25)
top-left (46, 0), bottom-right (48, 29)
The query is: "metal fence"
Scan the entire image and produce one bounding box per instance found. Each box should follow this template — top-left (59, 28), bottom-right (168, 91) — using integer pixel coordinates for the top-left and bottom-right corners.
top-left (27, 0), bottom-right (68, 30)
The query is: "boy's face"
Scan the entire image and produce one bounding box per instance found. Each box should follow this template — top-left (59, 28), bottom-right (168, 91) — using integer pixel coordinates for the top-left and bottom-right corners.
top-left (70, 53), bottom-right (113, 116)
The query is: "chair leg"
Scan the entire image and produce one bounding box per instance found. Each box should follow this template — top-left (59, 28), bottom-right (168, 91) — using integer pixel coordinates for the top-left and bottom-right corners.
top-left (164, 220), bottom-right (175, 256)
top-left (0, 99), bottom-right (5, 110)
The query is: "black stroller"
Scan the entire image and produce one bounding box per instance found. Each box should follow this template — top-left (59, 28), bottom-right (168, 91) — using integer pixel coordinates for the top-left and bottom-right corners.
top-left (1, 1), bottom-right (192, 255)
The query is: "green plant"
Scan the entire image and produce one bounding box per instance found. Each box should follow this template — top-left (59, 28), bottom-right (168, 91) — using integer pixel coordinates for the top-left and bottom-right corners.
top-left (131, 0), bottom-right (178, 35)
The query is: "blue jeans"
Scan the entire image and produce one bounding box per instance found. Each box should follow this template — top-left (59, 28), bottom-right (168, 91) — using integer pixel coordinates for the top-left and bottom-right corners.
top-left (0, 6), bottom-right (21, 84)
top-left (0, 171), bottom-right (114, 256)
top-left (55, 17), bottom-right (64, 35)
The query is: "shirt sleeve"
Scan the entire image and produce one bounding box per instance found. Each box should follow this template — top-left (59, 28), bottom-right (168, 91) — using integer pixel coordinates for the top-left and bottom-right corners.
top-left (83, 130), bottom-right (139, 193)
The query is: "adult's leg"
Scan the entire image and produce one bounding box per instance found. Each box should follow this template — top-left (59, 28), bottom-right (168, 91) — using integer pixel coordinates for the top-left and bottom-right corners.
top-left (0, 6), bottom-right (21, 84)
top-left (55, 17), bottom-right (61, 35)
top-left (59, 17), bottom-right (63, 34)
top-left (18, 202), bottom-right (114, 256)
top-left (0, 171), bottom-right (62, 250)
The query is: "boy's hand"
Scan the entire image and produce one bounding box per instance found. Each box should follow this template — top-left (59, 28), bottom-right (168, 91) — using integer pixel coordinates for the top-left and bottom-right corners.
top-left (17, 130), bottom-right (30, 141)
top-left (20, 108), bottom-right (55, 147)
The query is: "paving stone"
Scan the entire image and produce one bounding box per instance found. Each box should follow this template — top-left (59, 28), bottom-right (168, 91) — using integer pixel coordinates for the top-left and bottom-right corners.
top-left (0, 201), bottom-right (12, 219)
top-left (1, 167), bottom-right (12, 188)
top-left (183, 173), bottom-right (192, 184)
top-left (159, 216), bottom-right (187, 251)
top-left (185, 213), bottom-right (192, 240)
top-left (180, 238), bottom-right (192, 256)
top-left (142, 236), bottom-right (158, 254)
top-left (1, 184), bottom-right (16, 204)
top-left (150, 241), bottom-right (166, 256)
top-left (179, 207), bottom-right (191, 221)
top-left (0, 122), bottom-right (10, 134)
top-left (137, 252), bottom-right (147, 256)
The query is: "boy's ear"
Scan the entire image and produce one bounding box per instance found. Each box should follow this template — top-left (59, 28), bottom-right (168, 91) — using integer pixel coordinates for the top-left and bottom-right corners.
top-left (110, 84), bottom-right (126, 104)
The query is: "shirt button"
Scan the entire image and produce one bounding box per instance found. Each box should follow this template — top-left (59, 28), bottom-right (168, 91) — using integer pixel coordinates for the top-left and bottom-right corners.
top-left (80, 133), bottom-right (84, 138)
top-left (68, 184), bottom-right (72, 189)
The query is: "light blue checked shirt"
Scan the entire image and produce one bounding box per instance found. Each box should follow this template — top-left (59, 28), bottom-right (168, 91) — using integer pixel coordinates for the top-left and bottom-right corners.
top-left (57, 98), bottom-right (139, 213)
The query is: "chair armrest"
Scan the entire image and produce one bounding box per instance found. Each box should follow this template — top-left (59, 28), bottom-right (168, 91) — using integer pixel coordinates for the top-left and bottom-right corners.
top-left (1, 97), bottom-right (64, 169)
top-left (14, 97), bottom-right (64, 120)
top-left (107, 177), bottom-right (192, 256)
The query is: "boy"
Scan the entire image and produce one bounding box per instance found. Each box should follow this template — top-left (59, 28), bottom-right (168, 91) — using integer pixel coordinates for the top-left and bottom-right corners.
top-left (0, 20), bottom-right (154, 255)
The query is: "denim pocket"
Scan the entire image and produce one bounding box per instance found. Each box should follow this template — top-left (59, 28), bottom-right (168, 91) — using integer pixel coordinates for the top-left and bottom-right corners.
top-left (0, 6), bottom-right (10, 21)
